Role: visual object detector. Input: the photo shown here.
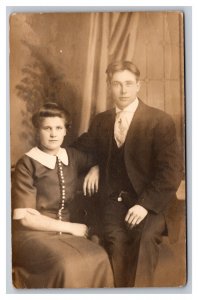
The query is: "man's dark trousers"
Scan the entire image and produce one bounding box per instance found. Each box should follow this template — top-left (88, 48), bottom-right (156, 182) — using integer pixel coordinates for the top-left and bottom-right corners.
top-left (103, 199), bottom-right (166, 287)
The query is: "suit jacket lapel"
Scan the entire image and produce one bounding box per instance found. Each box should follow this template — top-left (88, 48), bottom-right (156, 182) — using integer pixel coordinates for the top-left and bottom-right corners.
top-left (102, 108), bottom-right (116, 141)
top-left (102, 109), bottom-right (115, 179)
top-left (125, 99), bottom-right (146, 147)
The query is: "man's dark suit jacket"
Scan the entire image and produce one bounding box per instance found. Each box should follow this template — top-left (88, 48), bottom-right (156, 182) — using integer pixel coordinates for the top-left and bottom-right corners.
top-left (74, 100), bottom-right (183, 243)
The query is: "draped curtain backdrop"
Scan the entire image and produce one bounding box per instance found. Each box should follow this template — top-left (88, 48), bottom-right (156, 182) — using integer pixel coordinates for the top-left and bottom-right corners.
top-left (79, 12), bottom-right (139, 134)
top-left (10, 12), bottom-right (184, 164)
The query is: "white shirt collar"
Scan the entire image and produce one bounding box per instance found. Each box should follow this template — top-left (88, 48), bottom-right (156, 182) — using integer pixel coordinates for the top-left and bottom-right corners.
top-left (25, 147), bottom-right (69, 169)
top-left (115, 97), bottom-right (139, 114)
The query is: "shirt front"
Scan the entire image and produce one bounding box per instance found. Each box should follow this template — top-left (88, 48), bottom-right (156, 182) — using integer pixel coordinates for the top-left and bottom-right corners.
top-left (115, 97), bottom-right (139, 129)
top-left (114, 98), bottom-right (139, 146)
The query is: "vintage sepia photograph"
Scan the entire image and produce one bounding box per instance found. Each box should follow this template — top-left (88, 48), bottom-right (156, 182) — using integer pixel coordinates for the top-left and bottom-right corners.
top-left (10, 11), bottom-right (186, 289)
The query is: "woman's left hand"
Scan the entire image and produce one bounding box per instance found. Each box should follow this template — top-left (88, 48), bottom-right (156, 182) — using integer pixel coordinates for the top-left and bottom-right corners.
top-left (69, 223), bottom-right (89, 238)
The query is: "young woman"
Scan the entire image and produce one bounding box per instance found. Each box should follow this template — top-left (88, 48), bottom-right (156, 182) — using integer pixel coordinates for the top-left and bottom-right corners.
top-left (12, 102), bottom-right (113, 288)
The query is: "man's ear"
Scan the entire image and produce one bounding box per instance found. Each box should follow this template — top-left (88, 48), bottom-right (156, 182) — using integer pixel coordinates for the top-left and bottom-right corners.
top-left (137, 80), bottom-right (141, 92)
top-left (106, 80), bottom-right (112, 95)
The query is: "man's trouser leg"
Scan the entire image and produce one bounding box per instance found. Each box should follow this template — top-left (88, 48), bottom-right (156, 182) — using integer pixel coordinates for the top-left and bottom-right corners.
top-left (134, 213), bottom-right (166, 287)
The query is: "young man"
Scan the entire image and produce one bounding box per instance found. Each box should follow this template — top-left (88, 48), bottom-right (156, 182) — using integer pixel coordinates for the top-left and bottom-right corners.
top-left (74, 61), bottom-right (183, 287)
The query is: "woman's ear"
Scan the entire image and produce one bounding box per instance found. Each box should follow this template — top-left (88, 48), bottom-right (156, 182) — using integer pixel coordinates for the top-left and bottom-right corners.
top-left (65, 123), bottom-right (72, 133)
top-left (34, 128), bottom-right (40, 143)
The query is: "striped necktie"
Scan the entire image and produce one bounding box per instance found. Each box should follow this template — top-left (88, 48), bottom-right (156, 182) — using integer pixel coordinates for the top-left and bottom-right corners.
top-left (114, 111), bottom-right (129, 147)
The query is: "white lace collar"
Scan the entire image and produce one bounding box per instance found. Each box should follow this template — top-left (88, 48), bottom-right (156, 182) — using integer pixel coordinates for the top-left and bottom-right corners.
top-left (25, 147), bottom-right (69, 169)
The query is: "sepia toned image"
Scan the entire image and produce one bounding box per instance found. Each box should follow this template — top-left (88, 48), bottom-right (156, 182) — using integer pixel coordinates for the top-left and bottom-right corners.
top-left (10, 11), bottom-right (186, 289)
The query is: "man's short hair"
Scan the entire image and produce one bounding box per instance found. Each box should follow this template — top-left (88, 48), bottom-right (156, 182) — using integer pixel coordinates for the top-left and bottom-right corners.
top-left (106, 61), bottom-right (140, 83)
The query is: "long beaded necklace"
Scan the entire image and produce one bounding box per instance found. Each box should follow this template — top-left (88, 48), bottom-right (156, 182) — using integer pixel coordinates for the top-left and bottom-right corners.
top-left (56, 157), bottom-right (66, 234)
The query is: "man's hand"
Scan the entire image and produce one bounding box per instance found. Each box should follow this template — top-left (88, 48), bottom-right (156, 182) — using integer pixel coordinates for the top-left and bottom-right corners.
top-left (83, 165), bottom-right (99, 196)
top-left (125, 205), bottom-right (148, 229)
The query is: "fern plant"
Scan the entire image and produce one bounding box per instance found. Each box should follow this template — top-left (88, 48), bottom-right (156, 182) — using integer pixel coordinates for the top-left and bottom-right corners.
top-left (16, 41), bottom-right (80, 147)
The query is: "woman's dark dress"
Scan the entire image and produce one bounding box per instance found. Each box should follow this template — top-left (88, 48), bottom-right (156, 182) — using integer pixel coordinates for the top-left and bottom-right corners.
top-left (12, 147), bottom-right (113, 288)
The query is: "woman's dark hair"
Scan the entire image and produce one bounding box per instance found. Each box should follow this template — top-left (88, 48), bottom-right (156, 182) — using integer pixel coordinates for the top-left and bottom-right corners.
top-left (106, 61), bottom-right (140, 83)
top-left (32, 102), bottom-right (71, 130)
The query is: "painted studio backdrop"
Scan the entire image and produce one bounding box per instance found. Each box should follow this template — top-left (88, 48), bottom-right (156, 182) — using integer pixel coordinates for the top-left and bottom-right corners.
top-left (10, 12), bottom-right (184, 165)
top-left (10, 11), bottom-right (186, 287)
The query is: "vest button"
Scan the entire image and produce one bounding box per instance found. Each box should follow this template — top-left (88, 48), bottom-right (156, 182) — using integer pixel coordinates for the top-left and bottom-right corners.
top-left (117, 196), bottom-right (122, 202)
